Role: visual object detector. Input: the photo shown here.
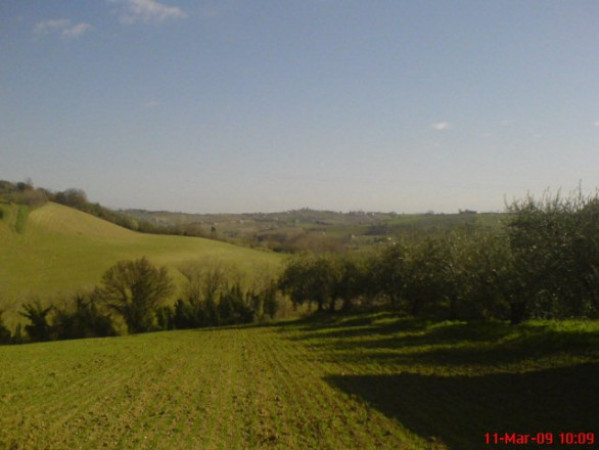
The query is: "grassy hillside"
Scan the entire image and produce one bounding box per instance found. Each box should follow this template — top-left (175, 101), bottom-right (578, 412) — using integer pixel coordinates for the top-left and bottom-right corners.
top-left (0, 202), bottom-right (282, 324)
top-left (1, 314), bottom-right (597, 449)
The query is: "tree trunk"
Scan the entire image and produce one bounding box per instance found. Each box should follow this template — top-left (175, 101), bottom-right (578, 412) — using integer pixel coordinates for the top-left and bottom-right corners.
top-left (341, 297), bottom-right (353, 312)
top-left (509, 301), bottom-right (526, 325)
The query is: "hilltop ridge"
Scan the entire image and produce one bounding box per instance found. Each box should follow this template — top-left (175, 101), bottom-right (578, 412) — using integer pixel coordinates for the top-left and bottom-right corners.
top-left (0, 201), bottom-right (282, 325)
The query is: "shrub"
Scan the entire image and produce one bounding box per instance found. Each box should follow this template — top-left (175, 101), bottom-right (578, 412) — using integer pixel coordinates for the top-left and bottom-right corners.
top-left (52, 293), bottom-right (116, 339)
top-left (218, 283), bottom-right (254, 325)
top-left (155, 305), bottom-right (175, 330)
top-left (0, 311), bottom-right (11, 344)
top-left (262, 282), bottom-right (280, 319)
top-left (20, 301), bottom-right (53, 342)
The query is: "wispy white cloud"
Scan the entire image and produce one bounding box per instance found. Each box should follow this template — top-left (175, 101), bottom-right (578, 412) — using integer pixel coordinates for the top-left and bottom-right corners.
top-left (34, 19), bottom-right (70, 35)
top-left (594, 121), bottom-right (599, 127)
top-left (62, 23), bottom-right (93, 38)
top-left (114, 0), bottom-right (188, 24)
top-left (33, 19), bottom-right (93, 38)
top-left (432, 121), bottom-right (451, 131)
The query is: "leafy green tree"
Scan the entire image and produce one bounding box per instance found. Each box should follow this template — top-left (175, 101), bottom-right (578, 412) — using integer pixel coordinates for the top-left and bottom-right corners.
top-left (401, 236), bottom-right (448, 317)
top-left (20, 301), bottom-right (53, 342)
top-left (442, 229), bottom-right (515, 320)
top-left (571, 198), bottom-right (599, 314)
top-left (98, 257), bottom-right (174, 333)
top-left (204, 295), bottom-right (220, 326)
top-left (369, 243), bottom-right (406, 310)
top-left (279, 254), bottom-right (340, 311)
top-left (54, 188), bottom-right (87, 209)
top-left (52, 292), bottom-right (116, 339)
top-left (278, 256), bottom-right (311, 308)
top-left (155, 305), bottom-right (175, 330)
top-left (369, 237), bottom-right (447, 315)
top-left (12, 324), bottom-right (24, 344)
top-left (0, 310), bottom-right (11, 344)
top-left (177, 263), bottom-right (231, 327)
top-left (172, 299), bottom-right (196, 329)
top-left (507, 190), bottom-right (599, 322)
top-left (218, 283), bottom-right (254, 325)
top-left (262, 281), bottom-right (279, 319)
top-left (334, 254), bottom-right (369, 311)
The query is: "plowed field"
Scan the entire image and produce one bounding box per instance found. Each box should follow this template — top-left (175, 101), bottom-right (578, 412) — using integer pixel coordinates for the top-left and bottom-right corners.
top-left (1, 314), bottom-right (598, 449)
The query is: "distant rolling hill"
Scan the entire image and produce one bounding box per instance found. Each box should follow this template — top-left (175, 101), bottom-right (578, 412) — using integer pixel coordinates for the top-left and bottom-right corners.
top-left (0, 202), bottom-right (282, 324)
top-left (122, 207), bottom-right (506, 251)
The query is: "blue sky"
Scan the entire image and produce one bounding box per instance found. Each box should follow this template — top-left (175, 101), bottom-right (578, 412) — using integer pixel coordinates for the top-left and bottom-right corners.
top-left (1, 0), bottom-right (598, 213)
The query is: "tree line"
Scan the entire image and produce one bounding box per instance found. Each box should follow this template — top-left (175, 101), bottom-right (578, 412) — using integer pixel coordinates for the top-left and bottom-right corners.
top-left (0, 257), bottom-right (280, 345)
top-left (279, 191), bottom-right (599, 324)
top-left (3, 189), bottom-right (598, 346)
top-left (0, 180), bottom-right (208, 237)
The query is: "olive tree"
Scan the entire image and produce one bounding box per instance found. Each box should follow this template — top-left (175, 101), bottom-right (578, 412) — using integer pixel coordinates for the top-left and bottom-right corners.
top-left (279, 254), bottom-right (341, 311)
top-left (507, 190), bottom-right (599, 322)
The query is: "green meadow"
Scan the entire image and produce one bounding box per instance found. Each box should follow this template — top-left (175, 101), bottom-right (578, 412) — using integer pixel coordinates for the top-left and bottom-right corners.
top-left (1, 313), bottom-right (597, 449)
top-left (2, 197), bottom-right (598, 449)
top-left (0, 202), bottom-right (282, 325)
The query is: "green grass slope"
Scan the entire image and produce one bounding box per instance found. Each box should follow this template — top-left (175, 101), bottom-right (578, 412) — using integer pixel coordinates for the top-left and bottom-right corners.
top-left (0, 202), bottom-right (282, 319)
top-left (1, 315), bottom-right (597, 449)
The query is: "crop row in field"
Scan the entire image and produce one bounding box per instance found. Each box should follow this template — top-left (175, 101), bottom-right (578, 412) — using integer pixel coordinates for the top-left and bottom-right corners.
top-left (0, 325), bottom-right (421, 449)
top-left (1, 313), bottom-right (597, 449)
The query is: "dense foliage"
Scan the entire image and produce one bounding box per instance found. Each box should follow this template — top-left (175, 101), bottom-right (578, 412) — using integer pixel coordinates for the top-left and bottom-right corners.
top-left (2, 258), bottom-right (281, 345)
top-left (99, 257), bottom-right (175, 333)
top-left (4, 189), bottom-right (599, 346)
top-left (0, 312), bottom-right (12, 344)
top-left (0, 180), bottom-right (48, 207)
top-left (279, 191), bottom-right (599, 323)
top-left (0, 180), bottom-right (201, 236)
top-left (155, 264), bottom-right (279, 330)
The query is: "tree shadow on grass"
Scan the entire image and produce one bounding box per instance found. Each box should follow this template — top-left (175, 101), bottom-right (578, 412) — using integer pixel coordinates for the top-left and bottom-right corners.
top-left (281, 314), bottom-right (433, 340)
top-left (319, 325), bottom-right (599, 369)
top-left (287, 311), bottom-right (404, 330)
top-left (284, 316), bottom-right (599, 368)
top-left (326, 363), bottom-right (599, 450)
top-left (284, 315), bottom-right (522, 344)
top-left (318, 321), bottom-right (516, 349)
